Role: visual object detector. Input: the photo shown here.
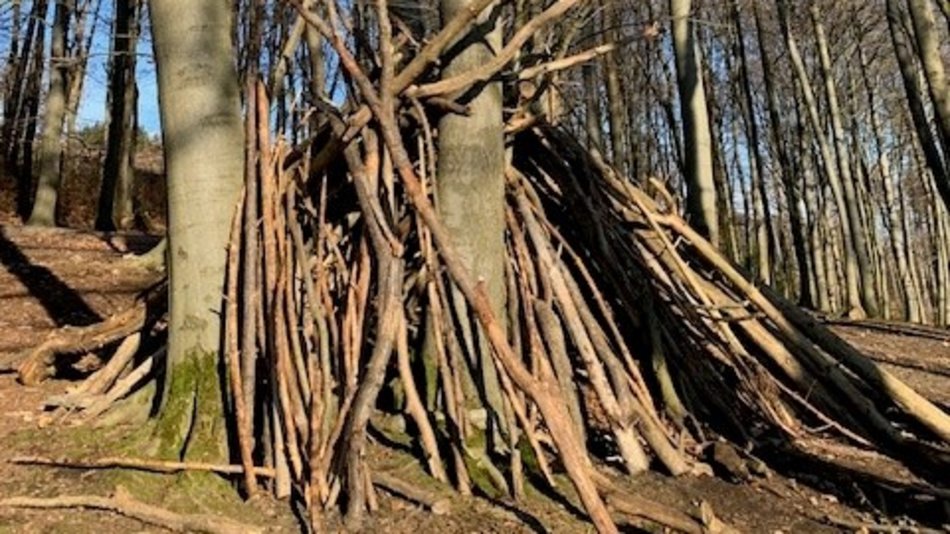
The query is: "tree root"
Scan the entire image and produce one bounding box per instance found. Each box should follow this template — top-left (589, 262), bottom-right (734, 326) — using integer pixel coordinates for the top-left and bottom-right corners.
top-left (370, 472), bottom-right (452, 515)
top-left (17, 283), bottom-right (165, 386)
top-left (17, 303), bottom-right (146, 386)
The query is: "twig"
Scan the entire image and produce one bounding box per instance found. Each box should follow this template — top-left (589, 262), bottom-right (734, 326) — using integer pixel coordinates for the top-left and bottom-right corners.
top-left (518, 43), bottom-right (616, 80)
top-left (10, 455), bottom-right (277, 478)
top-left (822, 514), bottom-right (944, 534)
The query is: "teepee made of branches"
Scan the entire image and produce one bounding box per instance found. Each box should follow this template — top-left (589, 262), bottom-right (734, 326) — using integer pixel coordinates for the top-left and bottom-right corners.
top-left (14, 1), bottom-right (950, 532)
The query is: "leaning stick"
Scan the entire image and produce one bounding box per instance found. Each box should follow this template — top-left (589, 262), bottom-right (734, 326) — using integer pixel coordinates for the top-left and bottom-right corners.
top-left (225, 188), bottom-right (258, 497)
top-left (654, 207), bottom-right (950, 444)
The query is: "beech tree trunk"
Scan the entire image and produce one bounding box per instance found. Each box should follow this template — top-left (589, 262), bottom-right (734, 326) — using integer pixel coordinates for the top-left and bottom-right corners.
top-left (670, 0), bottom-right (719, 247)
top-left (150, 0), bottom-right (244, 460)
top-left (97, 0), bottom-right (140, 231)
top-left (809, 2), bottom-right (879, 317)
top-left (906, 0), bottom-right (950, 162)
top-left (887, 0), bottom-right (950, 209)
top-left (28, 0), bottom-right (70, 226)
top-left (436, 0), bottom-right (508, 455)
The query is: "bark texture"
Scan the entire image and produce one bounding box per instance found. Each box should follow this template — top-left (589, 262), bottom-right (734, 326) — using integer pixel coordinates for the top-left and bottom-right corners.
top-left (150, 0), bottom-right (244, 459)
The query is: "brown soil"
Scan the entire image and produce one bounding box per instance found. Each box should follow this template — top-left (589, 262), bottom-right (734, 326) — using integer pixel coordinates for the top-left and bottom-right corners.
top-left (0, 225), bottom-right (947, 533)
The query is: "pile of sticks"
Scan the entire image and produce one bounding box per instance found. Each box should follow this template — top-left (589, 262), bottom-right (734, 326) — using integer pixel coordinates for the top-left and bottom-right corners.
top-left (210, 92), bottom-right (950, 531)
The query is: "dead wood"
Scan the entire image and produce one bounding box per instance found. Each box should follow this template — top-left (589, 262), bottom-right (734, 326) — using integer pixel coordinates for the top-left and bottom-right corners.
top-left (18, 4), bottom-right (950, 533)
top-left (10, 455), bottom-right (276, 478)
top-left (370, 472), bottom-right (451, 515)
top-left (16, 301), bottom-right (146, 386)
top-left (0, 489), bottom-right (263, 534)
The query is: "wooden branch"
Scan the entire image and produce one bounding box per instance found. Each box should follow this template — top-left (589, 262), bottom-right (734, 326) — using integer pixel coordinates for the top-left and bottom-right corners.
top-left (519, 43), bottom-right (616, 80)
top-left (225, 189), bottom-right (257, 497)
top-left (10, 455), bottom-right (277, 478)
top-left (822, 514), bottom-right (944, 534)
top-left (655, 208), bottom-right (950, 444)
top-left (81, 352), bottom-right (157, 419)
top-left (307, 21), bottom-right (616, 532)
top-left (288, 0), bottom-right (496, 142)
top-left (17, 299), bottom-right (147, 385)
top-left (406, 0), bottom-right (582, 99)
top-left (371, 472), bottom-right (451, 515)
top-left (0, 491), bottom-right (263, 534)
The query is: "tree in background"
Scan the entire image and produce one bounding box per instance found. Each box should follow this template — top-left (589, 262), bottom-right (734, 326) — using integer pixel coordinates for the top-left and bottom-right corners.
top-left (27, 0), bottom-right (70, 226)
top-left (670, 0), bottom-right (720, 246)
top-left (96, 0), bottom-right (141, 231)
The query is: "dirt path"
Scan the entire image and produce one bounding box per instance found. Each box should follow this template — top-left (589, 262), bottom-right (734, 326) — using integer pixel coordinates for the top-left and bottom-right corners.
top-left (0, 226), bottom-right (947, 532)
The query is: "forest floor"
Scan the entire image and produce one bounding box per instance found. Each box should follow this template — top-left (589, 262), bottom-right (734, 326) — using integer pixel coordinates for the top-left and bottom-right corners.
top-left (0, 224), bottom-right (948, 533)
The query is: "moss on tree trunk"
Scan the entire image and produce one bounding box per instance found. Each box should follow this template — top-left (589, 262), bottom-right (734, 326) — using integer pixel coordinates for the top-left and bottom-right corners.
top-left (151, 348), bottom-right (227, 462)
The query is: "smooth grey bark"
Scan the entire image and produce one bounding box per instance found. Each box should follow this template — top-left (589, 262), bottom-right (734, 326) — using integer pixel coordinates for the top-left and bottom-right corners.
top-left (28, 0), bottom-right (71, 226)
top-left (670, 0), bottom-right (719, 247)
top-left (150, 0), bottom-right (244, 459)
top-left (97, 0), bottom-right (140, 231)
top-left (436, 0), bottom-right (507, 442)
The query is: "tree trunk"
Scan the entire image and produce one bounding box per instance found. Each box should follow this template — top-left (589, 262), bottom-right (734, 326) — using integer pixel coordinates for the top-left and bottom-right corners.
top-left (602, 1), bottom-right (628, 177)
top-left (149, 0), bottom-right (244, 461)
top-left (64, 0), bottom-right (103, 142)
top-left (583, 62), bottom-right (604, 150)
top-left (27, 0), bottom-right (70, 227)
top-left (1, 0), bottom-right (23, 159)
top-left (887, 0), bottom-right (950, 209)
top-left (733, 0), bottom-right (772, 285)
top-left (776, 0), bottom-right (865, 318)
top-left (3, 0), bottom-right (47, 220)
top-left (97, 0), bottom-right (140, 231)
top-left (670, 0), bottom-right (719, 246)
top-left (436, 0), bottom-right (508, 451)
top-left (752, 1), bottom-right (812, 307)
top-left (809, 1), bottom-right (879, 317)
top-left (906, 0), bottom-right (950, 161)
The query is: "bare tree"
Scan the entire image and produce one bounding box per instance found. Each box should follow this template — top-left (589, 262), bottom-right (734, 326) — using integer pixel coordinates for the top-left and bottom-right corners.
top-left (96, 0), bottom-right (141, 231)
top-left (28, 0), bottom-right (72, 226)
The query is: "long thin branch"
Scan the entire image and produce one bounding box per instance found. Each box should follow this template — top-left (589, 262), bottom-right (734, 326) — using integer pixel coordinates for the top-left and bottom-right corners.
top-left (10, 455), bottom-right (277, 478)
top-left (0, 493), bottom-right (263, 534)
